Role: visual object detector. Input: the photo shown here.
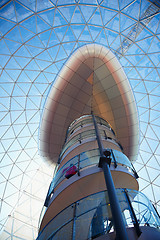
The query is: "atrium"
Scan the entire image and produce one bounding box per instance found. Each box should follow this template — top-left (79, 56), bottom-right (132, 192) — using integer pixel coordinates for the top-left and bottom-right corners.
top-left (0, 0), bottom-right (160, 239)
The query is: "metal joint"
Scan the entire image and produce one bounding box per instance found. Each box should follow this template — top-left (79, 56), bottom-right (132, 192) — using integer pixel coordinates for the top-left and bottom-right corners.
top-left (98, 156), bottom-right (111, 168)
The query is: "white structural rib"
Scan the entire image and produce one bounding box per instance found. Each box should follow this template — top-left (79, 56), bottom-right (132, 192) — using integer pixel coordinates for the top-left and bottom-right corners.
top-left (39, 44), bottom-right (139, 165)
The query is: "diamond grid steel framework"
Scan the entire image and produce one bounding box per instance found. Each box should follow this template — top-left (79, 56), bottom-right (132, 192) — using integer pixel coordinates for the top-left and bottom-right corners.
top-left (0, 0), bottom-right (160, 239)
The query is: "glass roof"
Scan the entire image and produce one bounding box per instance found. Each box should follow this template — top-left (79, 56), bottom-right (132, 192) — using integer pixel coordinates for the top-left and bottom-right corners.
top-left (0, 0), bottom-right (160, 239)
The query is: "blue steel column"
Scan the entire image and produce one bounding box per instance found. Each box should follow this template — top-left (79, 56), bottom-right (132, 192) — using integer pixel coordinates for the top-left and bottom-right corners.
top-left (92, 114), bottom-right (129, 240)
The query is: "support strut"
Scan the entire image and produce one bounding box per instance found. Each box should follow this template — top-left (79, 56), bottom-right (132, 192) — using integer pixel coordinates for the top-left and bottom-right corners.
top-left (92, 114), bottom-right (129, 240)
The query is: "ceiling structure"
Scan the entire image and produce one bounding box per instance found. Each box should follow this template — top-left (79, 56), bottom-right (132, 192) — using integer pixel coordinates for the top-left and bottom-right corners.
top-left (39, 44), bottom-right (139, 164)
top-left (0, 0), bottom-right (160, 239)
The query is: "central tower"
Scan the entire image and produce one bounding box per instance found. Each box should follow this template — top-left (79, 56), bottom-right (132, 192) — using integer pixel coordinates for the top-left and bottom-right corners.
top-left (37, 44), bottom-right (160, 239)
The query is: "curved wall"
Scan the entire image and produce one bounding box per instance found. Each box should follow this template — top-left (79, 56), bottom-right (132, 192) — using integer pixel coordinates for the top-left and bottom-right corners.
top-left (39, 44), bottom-right (139, 164)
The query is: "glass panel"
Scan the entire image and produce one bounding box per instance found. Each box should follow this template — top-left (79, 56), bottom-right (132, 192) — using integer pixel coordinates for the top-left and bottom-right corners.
top-left (127, 189), bottom-right (160, 228)
top-left (75, 192), bottom-right (112, 240)
top-left (61, 129), bottom-right (96, 156)
top-left (76, 191), bottom-right (105, 217)
top-left (80, 149), bottom-right (100, 169)
top-left (75, 210), bottom-right (96, 240)
top-left (95, 116), bottom-right (110, 129)
top-left (89, 204), bottom-right (113, 238)
top-left (51, 221), bottom-right (73, 240)
top-left (48, 155), bottom-right (79, 194)
top-left (48, 149), bottom-right (100, 195)
top-left (67, 116), bottom-right (93, 137)
top-left (39, 204), bottom-right (74, 240)
top-left (111, 149), bottom-right (133, 170)
top-left (55, 160), bottom-right (78, 188)
top-left (116, 189), bottom-right (131, 226)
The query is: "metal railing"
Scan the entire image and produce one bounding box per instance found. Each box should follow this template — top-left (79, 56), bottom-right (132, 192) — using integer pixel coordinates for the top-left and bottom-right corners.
top-left (37, 189), bottom-right (160, 240)
top-left (67, 115), bottom-right (111, 139)
top-left (46, 149), bottom-right (137, 202)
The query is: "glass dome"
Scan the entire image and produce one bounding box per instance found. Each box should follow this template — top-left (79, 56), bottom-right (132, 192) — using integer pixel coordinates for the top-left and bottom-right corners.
top-left (0, 0), bottom-right (160, 239)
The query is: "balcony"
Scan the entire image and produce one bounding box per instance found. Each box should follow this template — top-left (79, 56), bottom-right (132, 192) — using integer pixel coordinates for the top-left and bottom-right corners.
top-left (37, 189), bottom-right (160, 240)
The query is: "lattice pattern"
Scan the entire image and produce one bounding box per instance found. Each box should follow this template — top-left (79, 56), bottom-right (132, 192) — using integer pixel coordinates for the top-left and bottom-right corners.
top-left (0, 0), bottom-right (160, 239)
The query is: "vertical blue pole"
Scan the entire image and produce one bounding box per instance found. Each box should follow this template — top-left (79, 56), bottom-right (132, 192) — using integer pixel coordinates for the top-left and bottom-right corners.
top-left (92, 114), bottom-right (128, 240)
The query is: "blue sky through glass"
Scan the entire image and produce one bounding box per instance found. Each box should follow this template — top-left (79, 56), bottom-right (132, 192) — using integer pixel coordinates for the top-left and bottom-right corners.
top-left (0, 0), bottom-right (160, 239)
